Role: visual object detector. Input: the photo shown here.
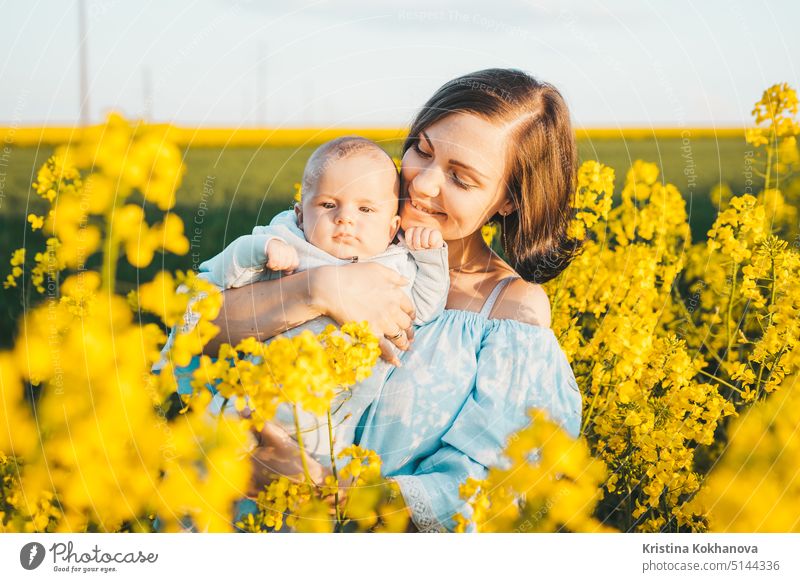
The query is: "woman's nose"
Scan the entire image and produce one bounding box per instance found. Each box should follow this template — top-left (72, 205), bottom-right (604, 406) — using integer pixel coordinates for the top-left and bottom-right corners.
top-left (410, 166), bottom-right (442, 199)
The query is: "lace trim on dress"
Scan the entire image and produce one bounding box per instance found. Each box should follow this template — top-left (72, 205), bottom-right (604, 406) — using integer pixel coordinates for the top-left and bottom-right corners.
top-left (392, 475), bottom-right (447, 533)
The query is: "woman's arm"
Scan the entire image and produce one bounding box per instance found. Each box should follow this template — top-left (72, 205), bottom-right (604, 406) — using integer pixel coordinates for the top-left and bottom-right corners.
top-left (204, 268), bottom-right (320, 355)
top-left (204, 262), bottom-right (418, 360)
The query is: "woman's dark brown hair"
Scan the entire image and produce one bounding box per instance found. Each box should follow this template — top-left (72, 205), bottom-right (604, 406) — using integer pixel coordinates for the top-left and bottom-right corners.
top-left (403, 68), bottom-right (579, 283)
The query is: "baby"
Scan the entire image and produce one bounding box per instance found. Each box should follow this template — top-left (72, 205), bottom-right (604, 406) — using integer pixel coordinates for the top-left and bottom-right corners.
top-left (197, 136), bottom-right (449, 466)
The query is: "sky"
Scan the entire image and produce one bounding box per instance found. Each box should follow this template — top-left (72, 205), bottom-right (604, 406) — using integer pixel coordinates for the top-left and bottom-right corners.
top-left (2, 0), bottom-right (799, 128)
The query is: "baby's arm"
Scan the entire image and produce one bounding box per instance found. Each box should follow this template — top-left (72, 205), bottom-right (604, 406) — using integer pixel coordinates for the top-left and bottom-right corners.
top-left (404, 226), bottom-right (444, 251)
top-left (199, 231), bottom-right (297, 289)
top-left (265, 239), bottom-right (300, 273)
top-left (402, 227), bottom-right (449, 325)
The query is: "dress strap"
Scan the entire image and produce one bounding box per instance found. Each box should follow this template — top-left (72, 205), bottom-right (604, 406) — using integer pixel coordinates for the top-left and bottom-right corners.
top-left (478, 276), bottom-right (519, 318)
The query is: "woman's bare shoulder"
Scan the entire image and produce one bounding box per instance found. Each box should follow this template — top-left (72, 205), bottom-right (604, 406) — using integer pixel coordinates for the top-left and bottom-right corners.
top-left (491, 277), bottom-right (551, 328)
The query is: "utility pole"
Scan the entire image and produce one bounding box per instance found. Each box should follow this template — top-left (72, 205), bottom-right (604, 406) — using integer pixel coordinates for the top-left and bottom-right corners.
top-left (78, 0), bottom-right (91, 126)
top-left (257, 43), bottom-right (267, 126)
top-left (142, 66), bottom-right (153, 122)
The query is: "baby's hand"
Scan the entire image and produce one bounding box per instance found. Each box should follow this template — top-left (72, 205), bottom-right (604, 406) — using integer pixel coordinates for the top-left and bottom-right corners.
top-left (266, 239), bottom-right (300, 273)
top-left (404, 226), bottom-right (444, 250)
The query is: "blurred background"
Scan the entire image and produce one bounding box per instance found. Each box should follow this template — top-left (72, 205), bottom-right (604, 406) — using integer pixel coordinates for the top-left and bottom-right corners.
top-left (2, 0), bottom-right (799, 343)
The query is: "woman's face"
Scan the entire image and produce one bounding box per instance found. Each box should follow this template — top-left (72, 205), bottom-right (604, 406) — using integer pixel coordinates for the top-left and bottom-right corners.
top-left (400, 112), bottom-right (514, 242)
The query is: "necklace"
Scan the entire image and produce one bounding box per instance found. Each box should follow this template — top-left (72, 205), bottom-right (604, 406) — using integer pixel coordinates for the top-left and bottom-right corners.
top-left (449, 250), bottom-right (495, 274)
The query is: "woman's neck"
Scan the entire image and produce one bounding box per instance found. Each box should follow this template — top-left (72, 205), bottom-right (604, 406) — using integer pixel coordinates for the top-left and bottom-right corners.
top-left (446, 232), bottom-right (495, 274)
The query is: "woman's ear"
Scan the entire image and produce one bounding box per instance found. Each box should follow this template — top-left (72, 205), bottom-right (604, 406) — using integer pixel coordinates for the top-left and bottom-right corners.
top-left (498, 198), bottom-right (516, 217)
top-left (294, 203), bottom-right (304, 229)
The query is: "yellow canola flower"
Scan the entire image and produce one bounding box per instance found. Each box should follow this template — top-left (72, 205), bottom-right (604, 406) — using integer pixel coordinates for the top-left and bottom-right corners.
top-left (113, 207), bottom-right (190, 268)
top-left (82, 173), bottom-right (117, 214)
top-left (455, 410), bottom-right (611, 533)
top-left (750, 83), bottom-right (799, 135)
top-left (27, 214), bottom-right (44, 230)
top-left (481, 222), bottom-right (498, 247)
top-left (692, 376), bottom-right (800, 532)
top-left (0, 353), bottom-right (39, 460)
top-left (3, 248), bottom-right (26, 289)
top-left (319, 321), bottom-right (380, 386)
top-left (154, 412), bottom-right (252, 532)
top-left (568, 160), bottom-right (615, 241)
top-left (135, 271), bottom-right (192, 328)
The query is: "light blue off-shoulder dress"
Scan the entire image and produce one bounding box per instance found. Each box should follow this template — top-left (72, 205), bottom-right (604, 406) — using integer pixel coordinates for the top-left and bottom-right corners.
top-left (165, 276), bottom-right (581, 532)
top-left (355, 276), bottom-right (582, 532)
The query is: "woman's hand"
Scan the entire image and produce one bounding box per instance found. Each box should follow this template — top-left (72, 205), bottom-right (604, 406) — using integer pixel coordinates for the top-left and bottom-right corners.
top-left (247, 422), bottom-right (329, 497)
top-left (309, 263), bottom-right (417, 365)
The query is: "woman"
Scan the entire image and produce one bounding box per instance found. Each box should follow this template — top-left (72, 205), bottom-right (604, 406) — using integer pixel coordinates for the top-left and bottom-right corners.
top-left (206, 68), bottom-right (583, 532)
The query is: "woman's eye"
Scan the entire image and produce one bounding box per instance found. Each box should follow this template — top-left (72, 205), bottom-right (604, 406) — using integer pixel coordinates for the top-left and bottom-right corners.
top-left (451, 172), bottom-right (472, 189)
top-left (413, 141), bottom-right (432, 159)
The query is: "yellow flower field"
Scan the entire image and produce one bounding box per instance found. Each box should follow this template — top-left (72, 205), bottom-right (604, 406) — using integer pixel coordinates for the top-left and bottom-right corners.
top-left (0, 126), bottom-right (743, 148)
top-left (2, 84), bottom-right (799, 533)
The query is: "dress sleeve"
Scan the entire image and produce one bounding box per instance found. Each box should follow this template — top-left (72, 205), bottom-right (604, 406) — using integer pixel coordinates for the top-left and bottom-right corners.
top-left (393, 323), bottom-right (582, 531)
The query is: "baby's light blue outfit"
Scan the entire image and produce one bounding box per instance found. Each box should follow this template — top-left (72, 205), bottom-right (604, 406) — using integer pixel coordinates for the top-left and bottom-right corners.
top-left (157, 210), bottom-right (449, 467)
top-left (198, 210), bottom-right (448, 326)
top-left (354, 277), bottom-right (582, 532)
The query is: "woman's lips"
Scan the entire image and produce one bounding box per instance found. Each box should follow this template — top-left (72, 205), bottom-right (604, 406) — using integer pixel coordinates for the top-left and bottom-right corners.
top-left (409, 199), bottom-right (445, 216)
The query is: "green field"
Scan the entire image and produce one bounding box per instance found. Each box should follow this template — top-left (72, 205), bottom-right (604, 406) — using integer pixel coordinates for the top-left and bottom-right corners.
top-left (0, 135), bottom-right (759, 345)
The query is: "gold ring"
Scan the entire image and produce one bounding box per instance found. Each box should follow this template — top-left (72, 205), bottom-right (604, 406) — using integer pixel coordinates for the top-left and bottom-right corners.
top-left (386, 330), bottom-right (404, 341)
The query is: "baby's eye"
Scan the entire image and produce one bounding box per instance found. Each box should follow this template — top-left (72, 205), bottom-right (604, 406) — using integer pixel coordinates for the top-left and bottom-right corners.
top-left (359, 207), bottom-right (375, 213)
top-left (320, 202), bottom-right (335, 209)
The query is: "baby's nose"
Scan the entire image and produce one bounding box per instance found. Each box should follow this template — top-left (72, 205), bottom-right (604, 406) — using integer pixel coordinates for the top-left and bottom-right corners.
top-left (335, 210), bottom-right (354, 224)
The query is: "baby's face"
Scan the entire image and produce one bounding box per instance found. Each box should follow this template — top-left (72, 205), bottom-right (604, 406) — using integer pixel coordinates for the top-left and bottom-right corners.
top-left (297, 153), bottom-right (401, 259)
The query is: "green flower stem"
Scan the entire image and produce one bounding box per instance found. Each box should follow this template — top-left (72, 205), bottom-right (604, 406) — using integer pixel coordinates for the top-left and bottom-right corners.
top-left (724, 262), bottom-right (738, 362)
top-left (327, 408), bottom-right (342, 525)
top-left (101, 197), bottom-right (122, 294)
top-left (292, 404), bottom-right (314, 485)
top-left (755, 257), bottom-right (777, 392)
top-left (759, 343), bottom-right (788, 400)
top-left (671, 287), bottom-right (724, 366)
top-left (697, 369), bottom-right (747, 395)
top-left (764, 133), bottom-right (774, 191)
top-left (581, 387), bottom-right (601, 436)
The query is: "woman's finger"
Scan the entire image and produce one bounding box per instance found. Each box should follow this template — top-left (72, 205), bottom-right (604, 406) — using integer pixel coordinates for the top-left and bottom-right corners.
top-left (378, 338), bottom-right (401, 366)
top-left (384, 313), bottom-right (411, 351)
top-left (390, 331), bottom-right (411, 352)
top-left (395, 292), bottom-right (416, 321)
top-left (391, 271), bottom-right (410, 287)
top-left (392, 306), bottom-right (413, 331)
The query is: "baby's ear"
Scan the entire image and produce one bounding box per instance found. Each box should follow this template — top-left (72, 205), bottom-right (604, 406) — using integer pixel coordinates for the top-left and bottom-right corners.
top-left (390, 215), bottom-right (402, 240)
top-left (294, 203), bottom-right (304, 229)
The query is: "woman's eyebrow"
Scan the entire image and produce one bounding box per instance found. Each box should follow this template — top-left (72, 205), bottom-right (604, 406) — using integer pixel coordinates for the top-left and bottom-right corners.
top-left (420, 131), bottom-right (435, 150)
top-left (421, 131), bottom-right (488, 180)
top-left (450, 159), bottom-right (488, 180)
